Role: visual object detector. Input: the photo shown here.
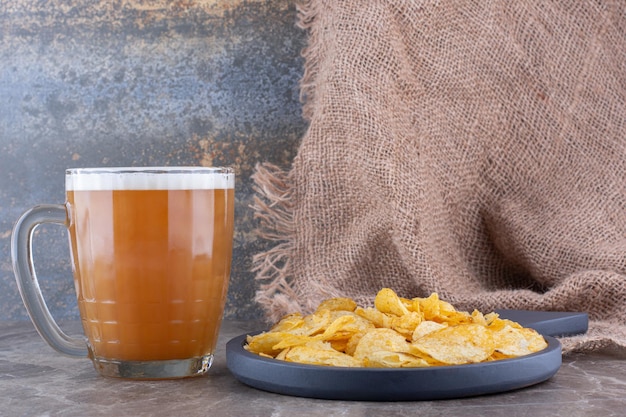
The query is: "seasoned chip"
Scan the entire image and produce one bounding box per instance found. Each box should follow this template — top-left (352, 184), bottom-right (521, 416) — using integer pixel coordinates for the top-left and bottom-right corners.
top-left (411, 324), bottom-right (495, 365)
top-left (488, 316), bottom-right (524, 331)
top-left (365, 351), bottom-right (430, 368)
top-left (344, 332), bottom-right (365, 356)
top-left (301, 308), bottom-right (332, 336)
top-left (353, 328), bottom-right (412, 362)
top-left (416, 293), bottom-right (456, 321)
top-left (272, 333), bottom-right (319, 350)
top-left (470, 309), bottom-right (487, 326)
top-left (245, 332), bottom-right (295, 357)
top-left (411, 320), bottom-right (447, 341)
top-left (330, 312), bottom-right (375, 341)
top-left (492, 324), bottom-right (547, 356)
top-left (245, 288), bottom-right (548, 368)
top-left (282, 342), bottom-right (362, 367)
top-left (270, 313), bottom-right (305, 333)
top-left (391, 311), bottom-right (422, 339)
top-left (316, 297), bottom-right (358, 312)
top-left (317, 315), bottom-right (360, 341)
top-left (355, 306), bottom-right (394, 328)
top-left (374, 288), bottom-right (410, 316)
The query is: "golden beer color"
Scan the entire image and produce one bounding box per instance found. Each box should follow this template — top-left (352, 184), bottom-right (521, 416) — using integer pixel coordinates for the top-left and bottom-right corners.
top-left (67, 187), bottom-right (234, 362)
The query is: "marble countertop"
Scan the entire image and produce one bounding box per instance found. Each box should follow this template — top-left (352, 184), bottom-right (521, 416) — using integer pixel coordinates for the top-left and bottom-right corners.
top-left (1, 320), bottom-right (625, 417)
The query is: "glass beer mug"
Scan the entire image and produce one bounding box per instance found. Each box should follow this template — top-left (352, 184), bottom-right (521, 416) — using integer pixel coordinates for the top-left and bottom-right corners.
top-left (12, 167), bottom-right (235, 379)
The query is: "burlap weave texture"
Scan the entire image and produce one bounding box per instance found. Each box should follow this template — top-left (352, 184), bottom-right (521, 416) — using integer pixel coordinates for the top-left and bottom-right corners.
top-left (253, 0), bottom-right (626, 354)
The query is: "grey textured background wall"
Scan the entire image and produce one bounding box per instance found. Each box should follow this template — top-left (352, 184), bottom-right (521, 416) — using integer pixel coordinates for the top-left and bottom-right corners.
top-left (0, 1), bottom-right (307, 321)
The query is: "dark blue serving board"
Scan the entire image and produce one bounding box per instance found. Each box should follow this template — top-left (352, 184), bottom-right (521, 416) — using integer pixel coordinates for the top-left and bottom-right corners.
top-left (226, 310), bottom-right (586, 401)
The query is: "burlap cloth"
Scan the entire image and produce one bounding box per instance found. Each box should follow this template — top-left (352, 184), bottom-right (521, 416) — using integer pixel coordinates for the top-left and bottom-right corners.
top-left (252, 0), bottom-right (626, 355)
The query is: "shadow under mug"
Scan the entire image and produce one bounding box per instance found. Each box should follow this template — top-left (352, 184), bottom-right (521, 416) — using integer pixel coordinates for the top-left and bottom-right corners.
top-left (12, 167), bottom-right (235, 379)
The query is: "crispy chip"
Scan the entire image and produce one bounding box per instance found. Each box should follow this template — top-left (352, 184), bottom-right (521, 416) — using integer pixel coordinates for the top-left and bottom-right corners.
top-left (317, 315), bottom-right (359, 341)
top-left (411, 320), bottom-right (447, 341)
top-left (301, 309), bottom-right (332, 336)
top-left (329, 339), bottom-right (349, 352)
top-left (282, 342), bottom-right (362, 367)
top-left (416, 293), bottom-right (456, 321)
top-left (374, 288), bottom-right (410, 316)
top-left (245, 332), bottom-right (294, 357)
top-left (354, 307), bottom-right (394, 328)
top-left (331, 312), bottom-right (375, 340)
top-left (272, 333), bottom-right (318, 350)
top-left (492, 324), bottom-right (548, 356)
top-left (391, 311), bottom-right (422, 339)
top-left (270, 313), bottom-right (305, 333)
top-left (353, 328), bottom-right (412, 362)
top-left (488, 316), bottom-right (524, 331)
top-left (245, 288), bottom-right (548, 368)
top-left (411, 324), bottom-right (495, 365)
top-left (316, 297), bottom-right (358, 312)
top-left (344, 332), bottom-right (364, 356)
top-left (364, 351), bottom-right (430, 368)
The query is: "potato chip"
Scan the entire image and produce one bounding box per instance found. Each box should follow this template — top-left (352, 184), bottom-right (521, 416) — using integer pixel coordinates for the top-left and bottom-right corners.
top-left (317, 315), bottom-right (359, 341)
top-left (344, 332), bottom-right (364, 356)
top-left (272, 333), bottom-right (319, 350)
top-left (282, 342), bottom-right (362, 367)
top-left (315, 297), bottom-right (357, 312)
top-left (329, 339), bottom-right (350, 352)
top-left (488, 316), bottom-right (524, 331)
top-left (364, 351), bottom-right (430, 368)
top-left (416, 293), bottom-right (456, 320)
top-left (327, 311), bottom-right (375, 339)
top-left (300, 308), bottom-right (332, 336)
top-left (245, 332), bottom-right (295, 357)
top-left (411, 320), bottom-right (447, 341)
top-left (270, 313), bottom-right (305, 333)
top-left (391, 311), bottom-right (422, 339)
top-left (245, 287), bottom-right (548, 368)
top-left (470, 309), bottom-right (487, 325)
top-left (354, 306), bottom-right (394, 328)
top-left (492, 324), bottom-right (548, 356)
top-left (353, 328), bottom-right (412, 362)
top-left (411, 324), bottom-right (495, 365)
top-left (374, 288), bottom-right (410, 316)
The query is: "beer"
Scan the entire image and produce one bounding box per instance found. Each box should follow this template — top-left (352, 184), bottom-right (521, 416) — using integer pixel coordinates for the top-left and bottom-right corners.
top-left (66, 170), bottom-right (234, 362)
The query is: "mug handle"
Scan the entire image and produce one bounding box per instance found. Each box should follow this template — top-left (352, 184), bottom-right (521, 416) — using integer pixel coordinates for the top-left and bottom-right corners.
top-left (11, 204), bottom-right (88, 357)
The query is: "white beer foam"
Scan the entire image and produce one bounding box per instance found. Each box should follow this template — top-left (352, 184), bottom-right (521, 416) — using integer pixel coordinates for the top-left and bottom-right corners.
top-left (66, 168), bottom-right (234, 191)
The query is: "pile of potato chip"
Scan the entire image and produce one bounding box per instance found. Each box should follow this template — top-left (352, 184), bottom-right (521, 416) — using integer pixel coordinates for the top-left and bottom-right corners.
top-left (245, 288), bottom-right (548, 367)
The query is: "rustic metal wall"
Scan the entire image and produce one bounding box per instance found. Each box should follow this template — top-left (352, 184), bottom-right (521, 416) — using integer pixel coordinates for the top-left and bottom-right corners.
top-left (0, 1), bottom-right (306, 321)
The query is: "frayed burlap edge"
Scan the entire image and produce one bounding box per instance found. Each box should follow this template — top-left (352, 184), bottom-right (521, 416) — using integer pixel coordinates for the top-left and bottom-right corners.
top-left (251, 162), bottom-right (302, 323)
top-left (294, 0), bottom-right (318, 120)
